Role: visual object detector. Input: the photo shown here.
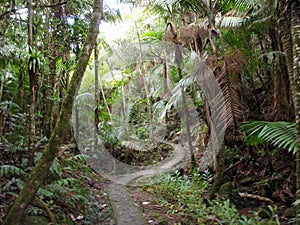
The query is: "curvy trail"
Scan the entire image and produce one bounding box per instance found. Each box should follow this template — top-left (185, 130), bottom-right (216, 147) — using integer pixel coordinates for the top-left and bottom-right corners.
top-left (106, 142), bottom-right (188, 225)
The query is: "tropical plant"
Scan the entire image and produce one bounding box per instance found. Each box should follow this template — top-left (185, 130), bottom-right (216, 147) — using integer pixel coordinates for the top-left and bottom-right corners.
top-left (2, 0), bottom-right (104, 224)
top-left (146, 168), bottom-right (263, 224)
top-left (241, 121), bottom-right (297, 155)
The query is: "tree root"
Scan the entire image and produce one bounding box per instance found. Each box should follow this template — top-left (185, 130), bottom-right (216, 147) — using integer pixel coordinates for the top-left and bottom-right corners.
top-left (31, 197), bottom-right (56, 223)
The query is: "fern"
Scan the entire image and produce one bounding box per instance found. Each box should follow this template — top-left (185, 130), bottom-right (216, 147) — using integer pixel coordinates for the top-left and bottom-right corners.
top-left (0, 165), bottom-right (25, 177)
top-left (45, 183), bottom-right (67, 195)
top-left (34, 152), bottom-right (63, 176)
top-left (57, 177), bottom-right (78, 187)
top-left (293, 199), bottom-right (300, 207)
top-left (2, 177), bottom-right (24, 191)
top-left (38, 183), bottom-right (67, 200)
top-left (37, 187), bottom-right (55, 199)
top-left (241, 121), bottom-right (296, 154)
top-left (67, 154), bottom-right (89, 162)
top-left (50, 157), bottom-right (63, 175)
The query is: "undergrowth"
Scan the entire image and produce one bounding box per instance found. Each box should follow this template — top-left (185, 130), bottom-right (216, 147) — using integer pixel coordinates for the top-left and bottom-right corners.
top-left (0, 145), bottom-right (110, 225)
top-left (145, 168), bottom-right (280, 225)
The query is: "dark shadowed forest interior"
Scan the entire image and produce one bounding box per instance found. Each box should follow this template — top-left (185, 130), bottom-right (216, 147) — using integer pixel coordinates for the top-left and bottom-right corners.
top-left (1, 0), bottom-right (300, 224)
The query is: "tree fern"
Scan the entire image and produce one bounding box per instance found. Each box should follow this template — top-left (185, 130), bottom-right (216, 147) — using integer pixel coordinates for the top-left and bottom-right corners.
top-left (241, 121), bottom-right (296, 154)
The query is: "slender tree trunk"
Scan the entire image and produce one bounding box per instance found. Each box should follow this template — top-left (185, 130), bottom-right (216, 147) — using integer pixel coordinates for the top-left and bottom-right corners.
top-left (0, 64), bottom-right (8, 134)
top-left (43, 59), bottom-right (56, 138)
top-left (0, 64), bottom-right (8, 102)
top-left (3, 1), bottom-right (103, 224)
top-left (27, 0), bottom-right (39, 167)
top-left (181, 85), bottom-right (195, 165)
top-left (44, 2), bottom-right (68, 138)
top-left (94, 43), bottom-right (99, 148)
top-left (18, 70), bottom-right (24, 110)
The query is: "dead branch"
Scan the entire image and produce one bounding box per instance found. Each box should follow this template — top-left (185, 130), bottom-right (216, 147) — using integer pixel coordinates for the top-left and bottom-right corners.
top-left (239, 192), bottom-right (274, 204)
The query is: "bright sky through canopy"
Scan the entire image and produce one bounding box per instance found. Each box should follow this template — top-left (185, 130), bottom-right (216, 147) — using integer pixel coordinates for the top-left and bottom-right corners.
top-left (101, 0), bottom-right (133, 45)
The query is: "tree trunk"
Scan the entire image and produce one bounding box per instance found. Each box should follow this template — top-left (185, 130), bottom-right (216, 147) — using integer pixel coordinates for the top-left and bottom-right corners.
top-left (18, 70), bottom-right (24, 111)
top-left (94, 43), bottom-right (99, 148)
top-left (43, 1), bottom-right (67, 138)
top-left (27, 0), bottom-right (39, 167)
top-left (3, 0), bottom-right (103, 224)
top-left (291, 0), bottom-right (300, 222)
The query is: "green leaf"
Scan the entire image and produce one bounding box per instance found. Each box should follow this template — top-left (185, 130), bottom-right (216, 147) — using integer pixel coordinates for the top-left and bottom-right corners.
top-left (241, 121), bottom-right (296, 154)
top-left (0, 165), bottom-right (25, 177)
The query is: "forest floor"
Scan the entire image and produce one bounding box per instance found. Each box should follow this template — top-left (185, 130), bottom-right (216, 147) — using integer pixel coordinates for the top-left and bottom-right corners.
top-left (0, 146), bottom-right (295, 225)
top-left (0, 115), bottom-right (295, 224)
top-left (100, 177), bottom-right (181, 225)
top-left (102, 141), bottom-right (189, 225)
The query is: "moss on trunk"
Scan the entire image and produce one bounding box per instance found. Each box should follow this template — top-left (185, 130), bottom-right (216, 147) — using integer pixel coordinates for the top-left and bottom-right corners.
top-left (208, 145), bottom-right (226, 199)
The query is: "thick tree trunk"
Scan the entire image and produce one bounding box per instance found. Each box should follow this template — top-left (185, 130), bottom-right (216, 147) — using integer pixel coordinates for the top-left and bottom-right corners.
top-left (3, 0), bottom-right (103, 224)
top-left (291, 0), bottom-right (300, 222)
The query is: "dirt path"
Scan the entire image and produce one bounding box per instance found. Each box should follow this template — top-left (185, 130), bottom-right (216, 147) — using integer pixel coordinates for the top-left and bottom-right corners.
top-left (106, 142), bottom-right (188, 225)
top-left (107, 183), bottom-right (147, 225)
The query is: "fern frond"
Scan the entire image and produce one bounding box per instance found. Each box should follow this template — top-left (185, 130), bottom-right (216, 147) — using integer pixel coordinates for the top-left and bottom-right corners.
top-left (37, 187), bottom-right (55, 199)
top-left (293, 199), bottom-right (300, 206)
top-left (67, 154), bottom-right (89, 162)
top-left (0, 165), bottom-right (25, 177)
top-left (241, 121), bottom-right (296, 154)
top-left (3, 178), bottom-right (23, 190)
top-left (57, 178), bottom-right (78, 187)
top-left (50, 157), bottom-right (63, 175)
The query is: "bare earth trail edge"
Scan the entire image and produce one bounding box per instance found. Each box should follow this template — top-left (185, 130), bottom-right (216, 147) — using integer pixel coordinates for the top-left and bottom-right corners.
top-left (105, 142), bottom-right (187, 225)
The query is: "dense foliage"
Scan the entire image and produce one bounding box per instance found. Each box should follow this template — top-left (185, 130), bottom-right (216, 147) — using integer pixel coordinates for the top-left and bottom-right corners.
top-left (0, 0), bottom-right (300, 224)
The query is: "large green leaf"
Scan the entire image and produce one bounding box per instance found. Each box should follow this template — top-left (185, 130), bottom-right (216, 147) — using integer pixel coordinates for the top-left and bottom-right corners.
top-left (241, 121), bottom-right (296, 155)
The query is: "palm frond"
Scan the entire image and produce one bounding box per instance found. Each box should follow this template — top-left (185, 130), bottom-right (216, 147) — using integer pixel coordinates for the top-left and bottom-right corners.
top-left (293, 199), bottom-right (300, 206)
top-left (219, 16), bottom-right (246, 28)
top-left (216, 66), bottom-right (243, 130)
top-left (259, 51), bottom-right (286, 60)
top-left (233, 0), bottom-right (259, 10)
top-left (159, 74), bottom-right (197, 120)
top-left (241, 121), bottom-right (296, 154)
